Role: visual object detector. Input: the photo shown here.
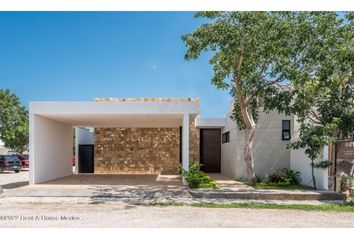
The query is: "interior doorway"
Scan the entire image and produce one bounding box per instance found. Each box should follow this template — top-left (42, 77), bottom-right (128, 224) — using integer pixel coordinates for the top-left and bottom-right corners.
top-left (78, 144), bottom-right (94, 173)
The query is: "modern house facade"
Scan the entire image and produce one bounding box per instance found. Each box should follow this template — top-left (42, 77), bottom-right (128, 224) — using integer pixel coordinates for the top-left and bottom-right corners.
top-left (29, 98), bottom-right (328, 189)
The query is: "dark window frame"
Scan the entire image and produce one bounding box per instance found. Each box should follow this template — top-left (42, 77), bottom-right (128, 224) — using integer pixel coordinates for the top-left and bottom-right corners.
top-left (222, 131), bottom-right (230, 143)
top-left (282, 120), bottom-right (291, 140)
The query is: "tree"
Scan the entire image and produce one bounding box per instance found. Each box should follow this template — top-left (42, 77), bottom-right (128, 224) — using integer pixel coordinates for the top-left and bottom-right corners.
top-left (288, 12), bottom-right (354, 188)
top-left (0, 89), bottom-right (29, 153)
top-left (182, 12), bottom-right (351, 184)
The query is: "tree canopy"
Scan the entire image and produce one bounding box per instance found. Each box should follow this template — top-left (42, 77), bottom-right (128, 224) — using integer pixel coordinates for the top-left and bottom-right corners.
top-left (287, 12), bottom-right (353, 188)
top-left (0, 89), bottom-right (29, 153)
top-left (182, 12), bottom-right (353, 185)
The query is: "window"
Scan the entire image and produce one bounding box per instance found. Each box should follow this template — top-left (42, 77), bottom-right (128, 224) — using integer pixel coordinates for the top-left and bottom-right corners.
top-left (282, 120), bottom-right (291, 140)
top-left (222, 131), bottom-right (230, 143)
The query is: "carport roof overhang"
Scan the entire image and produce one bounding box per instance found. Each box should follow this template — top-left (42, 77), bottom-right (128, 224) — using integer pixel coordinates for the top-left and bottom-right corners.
top-left (29, 101), bottom-right (199, 127)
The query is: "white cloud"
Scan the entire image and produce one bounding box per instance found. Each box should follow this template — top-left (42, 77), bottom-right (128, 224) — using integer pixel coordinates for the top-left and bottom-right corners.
top-left (146, 59), bottom-right (159, 71)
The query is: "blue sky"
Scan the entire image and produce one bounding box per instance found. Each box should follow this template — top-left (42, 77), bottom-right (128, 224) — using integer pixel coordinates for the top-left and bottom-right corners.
top-left (0, 12), bottom-right (231, 117)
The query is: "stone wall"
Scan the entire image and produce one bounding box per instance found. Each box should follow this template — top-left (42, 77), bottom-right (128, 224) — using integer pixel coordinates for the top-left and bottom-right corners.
top-left (95, 127), bottom-right (180, 174)
top-left (189, 122), bottom-right (200, 164)
top-left (94, 98), bottom-right (200, 174)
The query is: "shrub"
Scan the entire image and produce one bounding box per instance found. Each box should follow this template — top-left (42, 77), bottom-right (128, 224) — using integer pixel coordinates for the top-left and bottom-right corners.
top-left (268, 171), bottom-right (283, 183)
top-left (282, 168), bottom-right (301, 185)
top-left (180, 163), bottom-right (217, 189)
top-left (267, 168), bottom-right (301, 185)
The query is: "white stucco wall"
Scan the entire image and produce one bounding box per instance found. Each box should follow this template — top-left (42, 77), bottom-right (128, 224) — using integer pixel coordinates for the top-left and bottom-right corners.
top-left (195, 117), bottom-right (225, 128)
top-left (290, 147), bottom-right (328, 190)
top-left (288, 117), bottom-right (328, 189)
top-left (29, 115), bottom-right (73, 184)
top-left (74, 128), bottom-right (94, 174)
top-left (221, 108), bottom-right (293, 180)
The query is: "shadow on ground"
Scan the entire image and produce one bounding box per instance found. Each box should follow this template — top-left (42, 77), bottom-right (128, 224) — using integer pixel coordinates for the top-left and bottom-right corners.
top-left (1, 181), bottom-right (29, 189)
top-left (89, 185), bottom-right (190, 204)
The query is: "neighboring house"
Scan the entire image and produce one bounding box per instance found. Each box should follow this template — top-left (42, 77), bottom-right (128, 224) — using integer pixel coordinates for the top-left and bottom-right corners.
top-left (29, 98), bottom-right (328, 189)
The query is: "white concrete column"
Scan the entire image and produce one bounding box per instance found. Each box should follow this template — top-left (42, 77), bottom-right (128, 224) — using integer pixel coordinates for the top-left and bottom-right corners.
top-left (321, 145), bottom-right (329, 190)
top-left (29, 113), bottom-right (35, 184)
top-left (30, 115), bottom-right (73, 184)
top-left (74, 127), bottom-right (79, 174)
top-left (182, 114), bottom-right (189, 185)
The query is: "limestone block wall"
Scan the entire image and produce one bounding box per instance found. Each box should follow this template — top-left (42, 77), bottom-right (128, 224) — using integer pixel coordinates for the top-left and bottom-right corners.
top-left (189, 122), bottom-right (200, 164)
top-left (95, 127), bottom-right (180, 174)
top-left (94, 98), bottom-right (200, 174)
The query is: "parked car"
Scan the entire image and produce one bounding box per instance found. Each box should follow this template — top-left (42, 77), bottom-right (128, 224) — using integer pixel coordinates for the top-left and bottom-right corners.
top-left (16, 154), bottom-right (29, 168)
top-left (0, 155), bottom-right (22, 173)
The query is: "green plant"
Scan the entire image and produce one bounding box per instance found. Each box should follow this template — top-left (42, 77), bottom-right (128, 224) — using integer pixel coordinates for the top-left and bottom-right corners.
top-left (268, 171), bottom-right (283, 183)
top-left (282, 168), bottom-right (302, 185)
top-left (340, 177), bottom-right (350, 193)
top-left (266, 168), bottom-right (302, 185)
top-left (180, 163), bottom-right (217, 189)
top-left (312, 160), bottom-right (332, 169)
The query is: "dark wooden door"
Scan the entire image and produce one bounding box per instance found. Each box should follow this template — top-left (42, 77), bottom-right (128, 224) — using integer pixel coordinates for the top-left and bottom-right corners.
top-left (78, 144), bottom-right (94, 173)
top-left (200, 129), bottom-right (221, 172)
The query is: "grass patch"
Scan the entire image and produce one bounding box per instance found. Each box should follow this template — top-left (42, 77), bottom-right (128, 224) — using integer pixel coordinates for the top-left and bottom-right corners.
top-left (190, 202), bottom-right (354, 212)
top-left (253, 182), bottom-right (313, 190)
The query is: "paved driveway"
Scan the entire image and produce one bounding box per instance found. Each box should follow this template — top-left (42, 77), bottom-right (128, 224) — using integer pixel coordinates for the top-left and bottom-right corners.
top-left (0, 174), bottom-right (192, 205)
top-left (0, 170), bottom-right (29, 190)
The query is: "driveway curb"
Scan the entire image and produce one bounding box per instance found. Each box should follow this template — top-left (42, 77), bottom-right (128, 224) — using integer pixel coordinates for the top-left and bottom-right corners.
top-left (189, 190), bottom-right (347, 201)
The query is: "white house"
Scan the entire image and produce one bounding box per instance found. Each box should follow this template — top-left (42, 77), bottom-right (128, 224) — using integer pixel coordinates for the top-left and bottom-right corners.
top-left (29, 98), bottom-right (328, 189)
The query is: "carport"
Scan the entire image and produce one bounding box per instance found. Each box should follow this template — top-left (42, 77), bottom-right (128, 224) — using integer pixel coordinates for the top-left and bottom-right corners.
top-left (29, 101), bottom-right (198, 184)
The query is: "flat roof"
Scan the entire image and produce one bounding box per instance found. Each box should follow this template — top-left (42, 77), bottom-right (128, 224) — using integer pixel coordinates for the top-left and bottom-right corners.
top-left (29, 101), bottom-right (199, 127)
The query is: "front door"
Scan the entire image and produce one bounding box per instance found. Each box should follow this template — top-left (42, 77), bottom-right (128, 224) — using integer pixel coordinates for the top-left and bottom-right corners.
top-left (78, 144), bottom-right (94, 173)
top-left (200, 129), bottom-right (221, 172)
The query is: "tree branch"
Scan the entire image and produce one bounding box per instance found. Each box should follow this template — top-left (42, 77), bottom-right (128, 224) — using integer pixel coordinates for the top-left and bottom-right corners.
top-left (310, 109), bottom-right (322, 124)
top-left (232, 40), bottom-right (255, 129)
top-left (265, 76), bottom-right (284, 86)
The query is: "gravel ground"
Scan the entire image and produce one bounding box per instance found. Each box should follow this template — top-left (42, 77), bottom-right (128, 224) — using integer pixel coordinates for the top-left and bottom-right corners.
top-left (0, 202), bottom-right (354, 227)
top-left (0, 170), bottom-right (29, 190)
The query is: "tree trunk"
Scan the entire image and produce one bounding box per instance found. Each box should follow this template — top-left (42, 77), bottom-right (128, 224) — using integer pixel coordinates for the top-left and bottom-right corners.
top-left (244, 127), bottom-right (256, 185)
top-left (311, 159), bottom-right (317, 189)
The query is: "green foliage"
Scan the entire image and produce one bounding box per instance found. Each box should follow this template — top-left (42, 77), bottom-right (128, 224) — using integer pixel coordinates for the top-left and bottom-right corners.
top-left (254, 182), bottom-right (312, 190)
top-left (182, 12), bottom-right (351, 130)
top-left (288, 122), bottom-right (339, 189)
top-left (288, 122), bottom-right (338, 161)
top-left (191, 202), bottom-right (354, 212)
top-left (286, 12), bottom-right (353, 189)
top-left (282, 168), bottom-right (302, 185)
top-left (312, 160), bottom-right (332, 169)
top-left (0, 89), bottom-right (29, 153)
top-left (182, 12), bottom-right (353, 184)
top-left (180, 163), bottom-right (217, 189)
top-left (267, 168), bottom-right (302, 185)
top-left (268, 171), bottom-right (284, 183)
